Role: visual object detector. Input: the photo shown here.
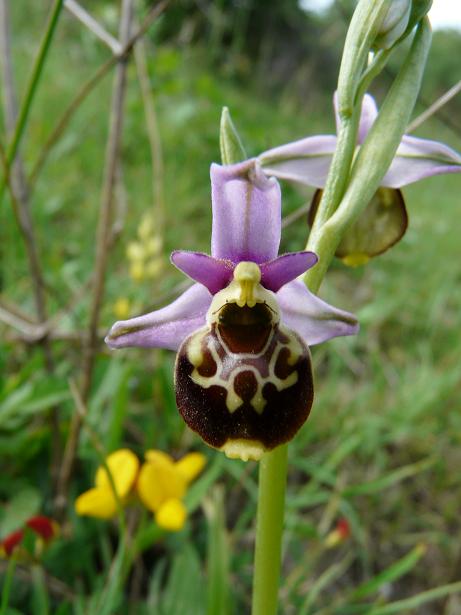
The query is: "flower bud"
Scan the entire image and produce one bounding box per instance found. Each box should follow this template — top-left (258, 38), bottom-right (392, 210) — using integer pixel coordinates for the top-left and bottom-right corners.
top-left (220, 107), bottom-right (247, 166)
top-left (374, 0), bottom-right (412, 50)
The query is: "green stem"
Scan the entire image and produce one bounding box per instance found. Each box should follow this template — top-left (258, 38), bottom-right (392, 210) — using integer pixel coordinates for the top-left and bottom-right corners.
top-left (0, 554), bottom-right (17, 615)
top-left (305, 19), bottom-right (432, 292)
top-left (0, 0), bottom-right (64, 202)
top-left (251, 444), bottom-right (288, 615)
top-left (251, 21), bottom-right (432, 615)
top-left (310, 106), bottom-right (360, 231)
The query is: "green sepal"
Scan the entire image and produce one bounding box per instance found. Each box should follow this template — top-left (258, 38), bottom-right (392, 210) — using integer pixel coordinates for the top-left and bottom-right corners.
top-left (219, 107), bottom-right (247, 166)
top-left (405, 0), bottom-right (433, 35)
top-left (337, 0), bottom-right (391, 115)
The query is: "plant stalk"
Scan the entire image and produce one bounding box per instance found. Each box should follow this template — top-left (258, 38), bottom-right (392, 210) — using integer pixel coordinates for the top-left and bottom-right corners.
top-left (251, 444), bottom-right (288, 615)
top-left (55, 0), bottom-right (134, 518)
top-left (0, 0), bottom-right (64, 203)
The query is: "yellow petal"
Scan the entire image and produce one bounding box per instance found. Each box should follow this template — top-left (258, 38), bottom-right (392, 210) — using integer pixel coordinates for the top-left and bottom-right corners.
top-left (137, 458), bottom-right (186, 513)
top-left (113, 297), bottom-right (131, 320)
top-left (341, 253), bottom-right (370, 267)
top-left (137, 214), bottom-right (154, 241)
top-left (175, 452), bottom-right (206, 484)
top-left (144, 449), bottom-right (174, 465)
top-left (95, 449), bottom-right (139, 498)
top-left (144, 236), bottom-right (162, 256)
top-left (75, 488), bottom-right (118, 519)
top-left (126, 241), bottom-right (145, 261)
top-left (145, 259), bottom-right (163, 279)
top-left (155, 498), bottom-right (187, 532)
top-left (130, 261), bottom-right (145, 282)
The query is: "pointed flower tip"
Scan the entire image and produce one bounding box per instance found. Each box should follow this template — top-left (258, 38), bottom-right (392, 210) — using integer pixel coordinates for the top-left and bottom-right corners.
top-left (104, 323), bottom-right (125, 349)
top-left (211, 159), bottom-right (276, 192)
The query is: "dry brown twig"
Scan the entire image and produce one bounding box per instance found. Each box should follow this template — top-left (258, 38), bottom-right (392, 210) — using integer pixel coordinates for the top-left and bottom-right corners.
top-left (64, 0), bottom-right (122, 54)
top-left (55, 0), bottom-right (136, 516)
top-left (134, 31), bottom-right (166, 234)
top-left (407, 78), bottom-right (461, 133)
top-left (0, 0), bottom-right (51, 349)
top-left (29, 0), bottom-right (169, 187)
top-left (0, 0), bottom-right (63, 477)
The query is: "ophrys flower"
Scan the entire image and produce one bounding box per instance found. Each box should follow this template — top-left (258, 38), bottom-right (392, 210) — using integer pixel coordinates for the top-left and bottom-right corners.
top-left (106, 161), bottom-right (358, 460)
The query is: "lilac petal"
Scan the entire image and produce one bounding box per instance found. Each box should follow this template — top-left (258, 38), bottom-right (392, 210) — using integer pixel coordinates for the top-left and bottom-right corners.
top-left (211, 160), bottom-right (281, 263)
top-left (357, 94), bottom-right (378, 143)
top-left (171, 251), bottom-right (234, 294)
top-left (381, 134), bottom-right (461, 187)
top-left (277, 280), bottom-right (359, 346)
top-left (333, 92), bottom-right (378, 143)
top-left (105, 284), bottom-right (211, 351)
top-left (259, 136), bottom-right (337, 188)
top-left (260, 252), bottom-right (318, 292)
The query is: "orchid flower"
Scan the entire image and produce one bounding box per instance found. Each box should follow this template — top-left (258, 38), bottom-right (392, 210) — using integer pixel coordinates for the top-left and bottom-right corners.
top-left (106, 160), bottom-right (358, 461)
top-left (259, 93), bottom-right (461, 264)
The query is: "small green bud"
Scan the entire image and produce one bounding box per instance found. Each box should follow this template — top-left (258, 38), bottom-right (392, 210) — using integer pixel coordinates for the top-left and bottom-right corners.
top-left (374, 0), bottom-right (412, 50)
top-left (405, 0), bottom-right (433, 35)
top-left (219, 107), bottom-right (247, 166)
top-left (337, 0), bottom-right (390, 114)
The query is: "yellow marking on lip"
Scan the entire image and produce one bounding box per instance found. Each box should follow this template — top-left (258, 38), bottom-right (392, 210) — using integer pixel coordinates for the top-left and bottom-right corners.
top-left (187, 331), bottom-right (205, 366)
top-left (219, 439), bottom-right (267, 462)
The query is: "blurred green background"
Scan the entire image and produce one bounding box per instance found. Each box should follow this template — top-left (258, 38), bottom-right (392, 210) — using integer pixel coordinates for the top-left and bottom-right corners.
top-left (1, 1), bottom-right (461, 613)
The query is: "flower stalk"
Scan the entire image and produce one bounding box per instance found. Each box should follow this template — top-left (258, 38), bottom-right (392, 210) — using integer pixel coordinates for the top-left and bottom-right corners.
top-left (251, 444), bottom-right (288, 615)
top-left (305, 18), bottom-right (432, 290)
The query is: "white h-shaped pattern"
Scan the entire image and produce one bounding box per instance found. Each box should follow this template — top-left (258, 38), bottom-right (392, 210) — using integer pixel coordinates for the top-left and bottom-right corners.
top-left (186, 324), bottom-right (303, 414)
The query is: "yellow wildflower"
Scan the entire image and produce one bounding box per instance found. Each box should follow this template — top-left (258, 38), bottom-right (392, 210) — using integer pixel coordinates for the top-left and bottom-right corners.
top-left (130, 260), bottom-right (145, 282)
top-left (75, 448), bottom-right (206, 531)
top-left (126, 214), bottom-right (163, 283)
top-left (144, 258), bottom-right (163, 279)
top-left (137, 450), bottom-right (206, 531)
top-left (113, 297), bottom-right (131, 320)
top-left (137, 214), bottom-right (155, 241)
top-left (75, 449), bottom-right (139, 519)
top-left (126, 241), bottom-right (145, 262)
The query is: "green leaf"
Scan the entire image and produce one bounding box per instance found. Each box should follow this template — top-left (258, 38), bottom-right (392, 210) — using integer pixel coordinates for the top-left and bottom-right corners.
top-left (185, 453), bottom-right (225, 512)
top-left (219, 107), bottom-right (247, 165)
top-left (300, 553), bottom-right (355, 615)
top-left (0, 382), bottom-right (70, 431)
top-left (0, 487), bottom-right (42, 536)
top-left (204, 486), bottom-right (231, 615)
top-left (160, 544), bottom-right (205, 615)
top-left (366, 580), bottom-right (461, 614)
top-left (349, 544), bottom-right (426, 601)
top-left (341, 457), bottom-right (434, 497)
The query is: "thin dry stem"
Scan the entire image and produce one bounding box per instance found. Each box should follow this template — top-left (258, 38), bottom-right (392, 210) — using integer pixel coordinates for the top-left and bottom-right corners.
top-left (0, 0), bottom-right (62, 477)
top-left (0, 562), bottom-right (75, 600)
top-left (55, 0), bottom-right (135, 516)
top-left (64, 0), bottom-right (122, 54)
top-left (407, 78), bottom-right (461, 132)
top-left (29, 0), bottom-right (169, 187)
top-left (134, 34), bottom-right (165, 233)
top-left (0, 0), bottom-right (50, 344)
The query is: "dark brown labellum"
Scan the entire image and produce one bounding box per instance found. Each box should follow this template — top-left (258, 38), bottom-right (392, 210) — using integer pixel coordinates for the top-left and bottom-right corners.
top-left (175, 301), bottom-right (313, 460)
